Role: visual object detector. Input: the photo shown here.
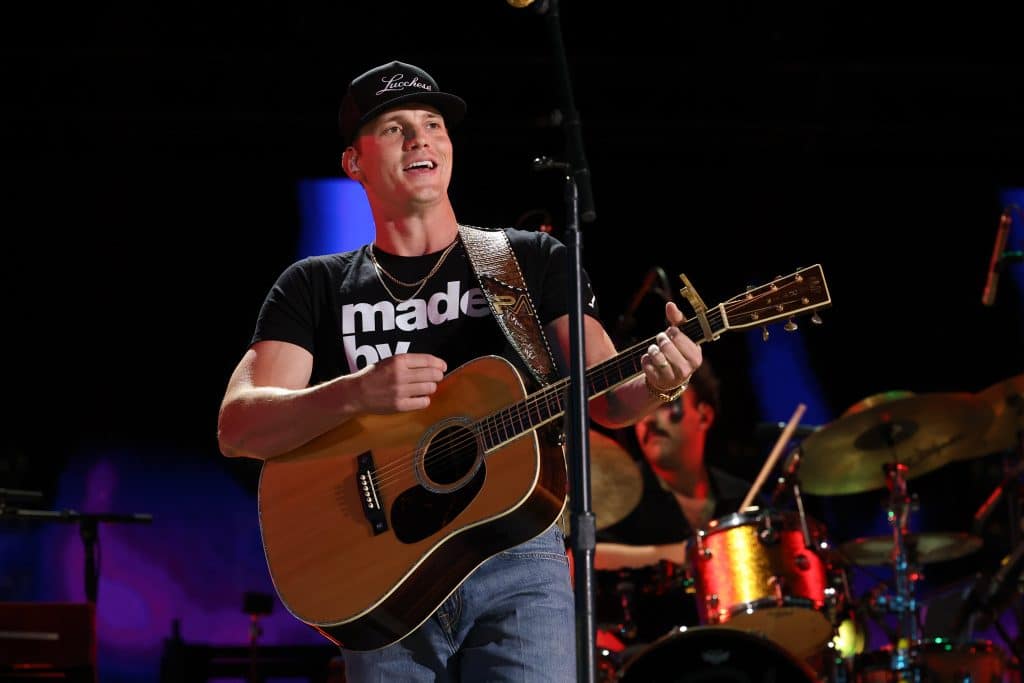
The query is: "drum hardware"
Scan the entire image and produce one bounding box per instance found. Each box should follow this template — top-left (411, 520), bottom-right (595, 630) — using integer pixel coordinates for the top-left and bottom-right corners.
top-left (949, 538), bottom-right (1024, 669)
top-left (771, 448), bottom-right (817, 552)
top-left (612, 574), bottom-right (640, 642)
top-left (758, 508), bottom-right (782, 545)
top-left (972, 374), bottom-right (1023, 556)
top-left (971, 459), bottom-right (1024, 537)
top-left (959, 374), bottom-right (1024, 673)
top-left (884, 462), bottom-right (925, 682)
top-left (830, 461), bottom-right (930, 682)
top-left (853, 638), bottom-right (1014, 683)
top-left (747, 402), bottom-right (817, 554)
top-left (745, 402), bottom-right (820, 556)
top-left (847, 447), bottom-right (1020, 681)
top-left (846, 462), bottom-right (932, 682)
top-left (820, 382), bottom-right (1022, 682)
top-left (740, 402), bottom-right (807, 511)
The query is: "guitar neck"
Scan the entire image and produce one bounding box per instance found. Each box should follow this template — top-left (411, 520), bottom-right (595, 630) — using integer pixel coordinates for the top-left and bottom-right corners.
top-left (477, 313), bottom-right (722, 453)
top-left (477, 263), bottom-right (831, 453)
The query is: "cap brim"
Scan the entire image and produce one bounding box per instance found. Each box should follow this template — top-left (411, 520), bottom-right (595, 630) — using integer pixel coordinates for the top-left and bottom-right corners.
top-left (350, 92), bottom-right (467, 144)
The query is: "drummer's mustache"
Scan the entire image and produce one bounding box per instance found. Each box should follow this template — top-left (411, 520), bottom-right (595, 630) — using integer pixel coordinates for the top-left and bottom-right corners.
top-left (641, 425), bottom-right (671, 442)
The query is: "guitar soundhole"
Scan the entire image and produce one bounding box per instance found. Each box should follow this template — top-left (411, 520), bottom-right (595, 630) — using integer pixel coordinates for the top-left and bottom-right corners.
top-left (391, 424), bottom-right (485, 543)
top-left (423, 425), bottom-right (478, 486)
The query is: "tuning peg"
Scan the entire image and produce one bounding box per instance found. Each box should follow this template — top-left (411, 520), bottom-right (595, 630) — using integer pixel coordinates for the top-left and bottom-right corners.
top-left (784, 319), bottom-right (798, 332)
top-left (762, 326), bottom-right (770, 342)
top-left (811, 313), bottom-right (823, 325)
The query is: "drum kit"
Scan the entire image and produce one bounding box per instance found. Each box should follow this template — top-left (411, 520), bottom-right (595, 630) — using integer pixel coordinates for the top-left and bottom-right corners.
top-left (589, 373), bottom-right (1024, 682)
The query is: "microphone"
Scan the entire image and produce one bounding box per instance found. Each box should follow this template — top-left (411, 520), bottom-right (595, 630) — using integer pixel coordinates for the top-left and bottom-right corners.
top-left (981, 208), bottom-right (1013, 307)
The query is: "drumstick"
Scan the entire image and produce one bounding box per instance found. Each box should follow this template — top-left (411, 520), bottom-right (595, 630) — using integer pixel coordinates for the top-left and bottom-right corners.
top-left (739, 402), bottom-right (806, 512)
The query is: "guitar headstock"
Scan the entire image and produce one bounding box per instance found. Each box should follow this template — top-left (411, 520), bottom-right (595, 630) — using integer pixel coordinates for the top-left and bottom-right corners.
top-left (719, 264), bottom-right (831, 331)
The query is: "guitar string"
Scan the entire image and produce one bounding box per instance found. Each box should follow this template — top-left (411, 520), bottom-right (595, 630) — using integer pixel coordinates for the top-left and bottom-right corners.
top-left (367, 281), bottom-right (820, 491)
top-left (368, 282), bottom-right (819, 490)
top-left (366, 336), bottom-right (662, 491)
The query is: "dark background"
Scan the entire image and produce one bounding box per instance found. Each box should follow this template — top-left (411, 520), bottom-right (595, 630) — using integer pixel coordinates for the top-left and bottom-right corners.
top-left (5, 0), bottom-right (1023, 478)
top-left (2, 1), bottom-right (1023, 678)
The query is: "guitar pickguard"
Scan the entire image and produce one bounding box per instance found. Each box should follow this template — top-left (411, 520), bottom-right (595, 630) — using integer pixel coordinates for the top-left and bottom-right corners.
top-left (391, 467), bottom-right (486, 544)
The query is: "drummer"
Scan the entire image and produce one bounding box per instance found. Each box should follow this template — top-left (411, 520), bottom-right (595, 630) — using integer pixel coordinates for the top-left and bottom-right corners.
top-left (594, 358), bottom-right (756, 647)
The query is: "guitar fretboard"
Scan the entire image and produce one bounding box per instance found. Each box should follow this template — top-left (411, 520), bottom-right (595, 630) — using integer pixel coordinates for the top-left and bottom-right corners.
top-left (477, 313), bottom-right (724, 451)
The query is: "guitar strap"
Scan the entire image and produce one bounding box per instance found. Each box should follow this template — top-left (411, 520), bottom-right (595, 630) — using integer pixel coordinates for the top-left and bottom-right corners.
top-left (458, 224), bottom-right (561, 388)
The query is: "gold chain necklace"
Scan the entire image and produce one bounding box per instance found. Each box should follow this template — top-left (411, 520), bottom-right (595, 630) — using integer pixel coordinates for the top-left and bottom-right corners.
top-left (368, 237), bottom-right (459, 303)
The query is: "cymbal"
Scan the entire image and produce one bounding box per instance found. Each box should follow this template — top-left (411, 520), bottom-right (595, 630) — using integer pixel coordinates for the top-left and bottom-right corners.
top-left (590, 429), bottom-right (644, 530)
top-left (839, 532), bottom-right (983, 565)
top-left (972, 373), bottom-right (1024, 457)
top-left (798, 391), bottom-right (994, 495)
top-left (561, 430), bottom-right (643, 533)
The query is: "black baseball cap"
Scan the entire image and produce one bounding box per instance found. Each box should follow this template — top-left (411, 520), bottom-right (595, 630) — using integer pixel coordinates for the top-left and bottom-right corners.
top-left (338, 61), bottom-right (467, 145)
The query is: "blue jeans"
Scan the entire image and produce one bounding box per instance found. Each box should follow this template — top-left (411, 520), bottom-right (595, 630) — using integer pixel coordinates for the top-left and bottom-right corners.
top-left (342, 523), bottom-right (577, 682)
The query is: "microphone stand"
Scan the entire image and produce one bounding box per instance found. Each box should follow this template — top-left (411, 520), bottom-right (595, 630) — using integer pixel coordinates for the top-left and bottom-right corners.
top-left (530, 1), bottom-right (599, 680)
top-left (2, 506), bottom-right (153, 603)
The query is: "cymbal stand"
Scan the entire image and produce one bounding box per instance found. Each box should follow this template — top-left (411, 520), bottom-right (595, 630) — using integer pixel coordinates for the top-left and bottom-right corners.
top-left (997, 423), bottom-right (1023, 668)
top-left (1011, 425), bottom-right (1023, 667)
top-left (1006, 417), bottom-right (1022, 552)
top-left (969, 412), bottom-right (1024, 666)
top-left (874, 462), bottom-right (922, 683)
top-left (773, 451), bottom-right (853, 681)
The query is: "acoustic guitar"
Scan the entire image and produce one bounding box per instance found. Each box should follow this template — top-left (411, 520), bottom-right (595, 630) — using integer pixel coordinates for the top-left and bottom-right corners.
top-left (257, 264), bottom-right (832, 650)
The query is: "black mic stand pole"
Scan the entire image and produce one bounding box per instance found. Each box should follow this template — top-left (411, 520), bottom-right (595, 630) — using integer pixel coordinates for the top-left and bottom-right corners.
top-left (532, 1), bottom-right (599, 680)
top-left (563, 170), bottom-right (598, 683)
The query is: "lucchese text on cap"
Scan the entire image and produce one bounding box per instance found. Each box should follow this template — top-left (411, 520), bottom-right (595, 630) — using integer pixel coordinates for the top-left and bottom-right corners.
top-left (376, 73), bottom-right (435, 96)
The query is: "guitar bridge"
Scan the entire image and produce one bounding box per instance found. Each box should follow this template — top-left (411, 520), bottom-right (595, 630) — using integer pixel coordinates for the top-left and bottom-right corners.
top-left (357, 452), bottom-right (388, 535)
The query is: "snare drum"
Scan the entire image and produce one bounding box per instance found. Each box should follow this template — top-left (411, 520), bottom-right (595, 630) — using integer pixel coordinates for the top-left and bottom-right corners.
top-left (686, 507), bottom-right (834, 658)
top-left (618, 626), bottom-right (819, 683)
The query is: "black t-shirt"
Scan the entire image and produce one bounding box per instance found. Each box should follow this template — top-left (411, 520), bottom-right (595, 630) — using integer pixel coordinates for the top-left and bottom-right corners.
top-left (250, 226), bottom-right (599, 387)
